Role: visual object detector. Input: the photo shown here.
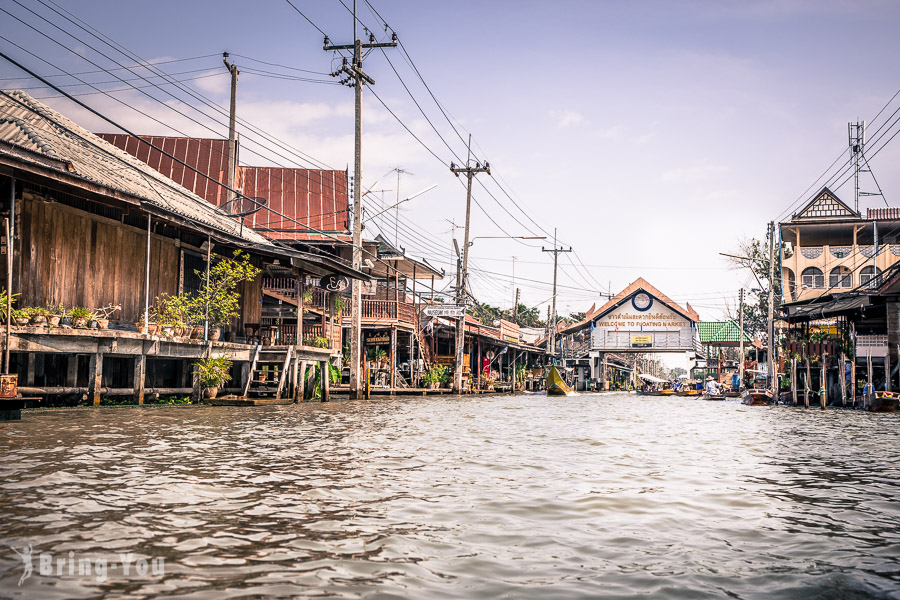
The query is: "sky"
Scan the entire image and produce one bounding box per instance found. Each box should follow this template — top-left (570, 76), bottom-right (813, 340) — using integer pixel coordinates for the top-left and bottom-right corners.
top-left (2, 0), bottom-right (900, 328)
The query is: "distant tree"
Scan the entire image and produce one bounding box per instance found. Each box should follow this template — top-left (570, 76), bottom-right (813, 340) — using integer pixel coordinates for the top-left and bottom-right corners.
top-left (568, 311), bottom-right (587, 323)
top-left (726, 235), bottom-right (781, 341)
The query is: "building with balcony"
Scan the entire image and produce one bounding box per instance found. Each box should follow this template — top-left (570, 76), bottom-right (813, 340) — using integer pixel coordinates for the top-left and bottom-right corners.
top-left (780, 187), bottom-right (900, 303)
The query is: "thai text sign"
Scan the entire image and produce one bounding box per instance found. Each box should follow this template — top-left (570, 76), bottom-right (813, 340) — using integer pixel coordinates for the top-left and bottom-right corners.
top-left (423, 305), bottom-right (466, 317)
top-left (595, 303), bottom-right (688, 332)
top-left (631, 335), bottom-right (652, 348)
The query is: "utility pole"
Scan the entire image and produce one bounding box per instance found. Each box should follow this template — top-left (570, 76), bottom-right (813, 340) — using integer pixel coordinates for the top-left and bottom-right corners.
top-left (223, 53), bottom-right (239, 207)
top-left (511, 255), bottom-right (517, 317)
top-left (542, 228), bottom-right (572, 361)
top-left (849, 121), bottom-right (865, 213)
top-left (738, 287), bottom-right (745, 388)
top-left (767, 221), bottom-right (776, 398)
top-left (449, 135), bottom-right (489, 393)
top-left (324, 1), bottom-right (397, 399)
top-left (514, 287), bottom-right (520, 323)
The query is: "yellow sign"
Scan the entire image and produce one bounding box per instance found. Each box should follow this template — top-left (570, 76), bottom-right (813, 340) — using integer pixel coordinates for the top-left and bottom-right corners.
top-left (631, 335), bottom-right (652, 348)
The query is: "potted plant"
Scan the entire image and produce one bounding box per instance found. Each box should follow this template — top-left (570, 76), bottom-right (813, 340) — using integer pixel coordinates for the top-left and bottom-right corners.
top-left (28, 307), bottom-right (49, 325)
top-left (11, 308), bottom-right (29, 326)
top-left (46, 303), bottom-right (64, 327)
top-left (375, 348), bottom-right (388, 367)
top-left (193, 250), bottom-right (261, 343)
top-left (94, 304), bottom-right (121, 330)
top-left (422, 365), bottom-right (447, 390)
top-left (0, 290), bottom-right (19, 323)
top-left (68, 306), bottom-right (92, 329)
top-left (196, 356), bottom-right (232, 399)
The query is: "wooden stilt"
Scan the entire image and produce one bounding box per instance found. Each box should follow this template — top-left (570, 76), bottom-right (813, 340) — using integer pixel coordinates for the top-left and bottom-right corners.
top-left (791, 356), bottom-right (797, 406)
top-left (390, 326), bottom-right (397, 390)
top-left (805, 359), bottom-right (811, 409)
top-left (851, 357), bottom-right (857, 408)
top-left (26, 353), bottom-right (35, 386)
top-left (296, 361), bottom-right (307, 401)
top-left (133, 354), bottom-right (146, 405)
top-left (886, 351), bottom-right (892, 392)
top-left (66, 354), bottom-right (78, 387)
top-left (839, 353), bottom-right (847, 407)
top-left (320, 359), bottom-right (330, 401)
top-left (867, 351), bottom-right (874, 411)
top-left (291, 355), bottom-right (299, 403)
top-left (820, 356), bottom-right (826, 409)
top-left (89, 352), bottom-right (104, 406)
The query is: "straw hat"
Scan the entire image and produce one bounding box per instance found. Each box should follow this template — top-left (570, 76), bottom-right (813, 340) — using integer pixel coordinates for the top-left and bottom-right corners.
top-left (706, 376), bottom-right (714, 381)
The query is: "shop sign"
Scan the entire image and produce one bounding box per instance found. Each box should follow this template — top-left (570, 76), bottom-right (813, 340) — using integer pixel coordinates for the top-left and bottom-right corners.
top-left (365, 332), bottom-right (390, 345)
top-left (423, 305), bottom-right (466, 317)
top-left (320, 274), bottom-right (350, 292)
top-left (631, 335), bottom-right (653, 348)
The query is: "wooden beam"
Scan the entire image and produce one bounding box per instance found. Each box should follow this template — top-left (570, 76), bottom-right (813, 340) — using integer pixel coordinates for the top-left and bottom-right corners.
top-left (243, 345), bottom-right (261, 397)
top-left (296, 360), bottom-right (307, 402)
top-left (66, 354), bottom-right (78, 387)
top-left (275, 346), bottom-right (293, 400)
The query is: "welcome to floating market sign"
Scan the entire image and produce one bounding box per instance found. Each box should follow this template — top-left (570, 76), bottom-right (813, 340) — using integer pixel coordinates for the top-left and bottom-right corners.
top-left (591, 291), bottom-right (694, 352)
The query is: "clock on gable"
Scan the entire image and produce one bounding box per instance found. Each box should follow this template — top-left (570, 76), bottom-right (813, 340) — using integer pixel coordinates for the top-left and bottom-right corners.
top-left (632, 292), bottom-right (652, 312)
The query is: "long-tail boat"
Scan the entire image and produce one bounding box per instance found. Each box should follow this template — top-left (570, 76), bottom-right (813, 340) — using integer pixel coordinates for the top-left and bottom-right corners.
top-left (740, 389), bottom-right (773, 405)
top-left (869, 391), bottom-right (899, 412)
top-left (546, 365), bottom-right (573, 396)
top-left (702, 391), bottom-right (726, 401)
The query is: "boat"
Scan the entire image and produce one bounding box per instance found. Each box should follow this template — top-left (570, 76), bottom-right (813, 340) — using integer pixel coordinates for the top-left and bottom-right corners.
top-left (546, 365), bottom-right (573, 396)
top-left (657, 388), bottom-right (676, 397)
top-left (702, 391), bottom-right (726, 401)
top-left (724, 390), bottom-right (741, 398)
top-left (740, 389), bottom-right (773, 405)
top-left (869, 391), bottom-right (899, 412)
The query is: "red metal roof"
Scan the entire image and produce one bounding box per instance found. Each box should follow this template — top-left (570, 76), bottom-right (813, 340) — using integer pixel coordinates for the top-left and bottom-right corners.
top-left (95, 134), bottom-right (350, 242)
top-left (867, 207), bottom-right (900, 220)
top-left (97, 134), bottom-right (230, 207)
top-left (241, 166), bottom-right (349, 241)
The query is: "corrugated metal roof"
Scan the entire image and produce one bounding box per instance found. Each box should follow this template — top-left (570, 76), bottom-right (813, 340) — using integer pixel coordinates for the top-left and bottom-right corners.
top-left (98, 133), bottom-right (231, 208)
top-left (0, 90), bottom-right (270, 245)
top-left (241, 166), bottom-right (349, 240)
top-left (95, 134), bottom-right (350, 242)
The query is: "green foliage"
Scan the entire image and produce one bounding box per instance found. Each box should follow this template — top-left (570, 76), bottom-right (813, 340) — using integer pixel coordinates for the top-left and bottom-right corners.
top-left (332, 294), bottom-right (346, 313)
top-left (150, 395), bottom-right (192, 405)
top-left (422, 364), bottom-right (449, 385)
top-left (10, 308), bottom-right (27, 320)
top-left (468, 299), bottom-right (544, 328)
top-left (0, 290), bottom-right (19, 322)
top-left (305, 363), bottom-right (341, 399)
top-left (515, 364), bottom-right (528, 383)
top-left (196, 356), bottom-right (232, 388)
top-left (374, 348), bottom-right (388, 362)
top-left (193, 250), bottom-right (261, 328)
top-left (68, 306), bottom-right (92, 320)
top-left (312, 336), bottom-right (329, 349)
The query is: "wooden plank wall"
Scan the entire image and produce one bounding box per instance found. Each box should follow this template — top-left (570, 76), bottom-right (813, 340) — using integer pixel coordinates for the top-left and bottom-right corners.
top-left (14, 199), bottom-right (178, 322)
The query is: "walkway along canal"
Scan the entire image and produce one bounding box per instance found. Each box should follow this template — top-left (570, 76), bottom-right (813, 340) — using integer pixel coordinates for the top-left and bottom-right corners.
top-left (1, 392), bottom-right (899, 598)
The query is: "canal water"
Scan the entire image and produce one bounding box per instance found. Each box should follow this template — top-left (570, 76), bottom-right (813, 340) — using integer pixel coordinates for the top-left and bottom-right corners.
top-left (1, 392), bottom-right (899, 599)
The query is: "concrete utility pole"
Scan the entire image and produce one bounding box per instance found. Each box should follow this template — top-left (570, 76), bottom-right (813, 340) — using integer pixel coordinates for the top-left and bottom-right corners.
top-left (542, 228), bottom-right (572, 361)
top-left (223, 53), bottom-right (239, 206)
top-left (324, 1), bottom-right (397, 399)
top-left (514, 287), bottom-right (520, 322)
top-left (738, 287), bottom-right (745, 388)
top-left (449, 135), bottom-right (489, 393)
top-left (767, 221), bottom-right (776, 397)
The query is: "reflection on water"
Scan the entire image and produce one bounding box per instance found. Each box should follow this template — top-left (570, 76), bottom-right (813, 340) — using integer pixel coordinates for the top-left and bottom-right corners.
top-left (1, 393), bottom-right (899, 599)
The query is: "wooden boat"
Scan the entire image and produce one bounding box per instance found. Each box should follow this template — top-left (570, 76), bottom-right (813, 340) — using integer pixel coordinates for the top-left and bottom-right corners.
top-left (869, 391), bottom-right (899, 412)
top-left (740, 389), bottom-right (773, 405)
top-left (546, 365), bottom-right (573, 396)
top-left (702, 392), bottom-right (726, 401)
top-left (724, 390), bottom-right (741, 398)
top-left (657, 388), bottom-right (676, 397)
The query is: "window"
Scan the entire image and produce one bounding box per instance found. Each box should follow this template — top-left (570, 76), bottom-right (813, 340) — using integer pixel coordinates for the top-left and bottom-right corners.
top-left (783, 268), bottom-right (797, 301)
top-left (860, 266), bottom-right (882, 289)
top-left (801, 267), bottom-right (824, 289)
top-left (829, 266), bottom-right (852, 289)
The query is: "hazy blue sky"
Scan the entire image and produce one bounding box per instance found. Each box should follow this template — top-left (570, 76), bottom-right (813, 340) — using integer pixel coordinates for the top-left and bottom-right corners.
top-left (2, 0), bottom-right (900, 325)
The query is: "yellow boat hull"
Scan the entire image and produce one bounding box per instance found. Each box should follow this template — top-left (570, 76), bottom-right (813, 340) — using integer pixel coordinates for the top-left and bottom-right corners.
top-left (547, 365), bottom-right (573, 396)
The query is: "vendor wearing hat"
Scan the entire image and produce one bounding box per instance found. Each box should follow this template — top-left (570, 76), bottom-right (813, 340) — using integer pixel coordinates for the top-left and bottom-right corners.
top-left (705, 376), bottom-right (719, 395)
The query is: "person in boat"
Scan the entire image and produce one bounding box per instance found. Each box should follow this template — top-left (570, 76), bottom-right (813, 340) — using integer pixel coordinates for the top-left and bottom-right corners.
top-left (705, 376), bottom-right (719, 395)
top-left (731, 372), bottom-right (741, 393)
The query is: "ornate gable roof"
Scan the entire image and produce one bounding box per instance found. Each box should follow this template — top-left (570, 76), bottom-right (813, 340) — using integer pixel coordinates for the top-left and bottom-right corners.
top-left (794, 187), bottom-right (859, 221)
top-left (591, 277), bottom-right (700, 323)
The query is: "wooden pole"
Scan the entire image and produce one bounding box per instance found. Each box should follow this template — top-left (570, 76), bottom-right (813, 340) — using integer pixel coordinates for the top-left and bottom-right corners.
top-left (738, 288), bottom-right (744, 387)
top-left (805, 359), bottom-right (811, 408)
top-left (297, 273), bottom-right (304, 345)
top-left (203, 235), bottom-right (211, 341)
top-left (3, 217), bottom-right (10, 375)
top-left (390, 326), bottom-right (397, 390)
top-left (133, 353), bottom-right (146, 405)
top-left (820, 355), bottom-right (826, 409)
top-left (320, 359), bottom-right (330, 402)
top-left (867, 350), bottom-right (873, 410)
top-left (89, 352), bottom-right (104, 406)
top-left (839, 352), bottom-right (847, 407)
top-left (791, 356), bottom-right (797, 406)
top-left (851, 356), bottom-right (857, 408)
top-left (144, 214), bottom-right (151, 330)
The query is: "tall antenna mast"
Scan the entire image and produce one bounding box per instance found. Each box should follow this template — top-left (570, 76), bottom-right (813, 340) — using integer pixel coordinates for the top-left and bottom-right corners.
top-left (849, 121), bottom-right (865, 213)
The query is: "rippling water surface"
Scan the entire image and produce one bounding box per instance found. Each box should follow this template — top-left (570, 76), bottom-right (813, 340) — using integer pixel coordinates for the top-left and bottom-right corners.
top-left (1, 393), bottom-right (900, 599)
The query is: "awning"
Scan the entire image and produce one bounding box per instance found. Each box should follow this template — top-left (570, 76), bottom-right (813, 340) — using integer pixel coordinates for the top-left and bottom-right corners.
top-left (639, 373), bottom-right (666, 383)
top-left (782, 294), bottom-right (870, 321)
